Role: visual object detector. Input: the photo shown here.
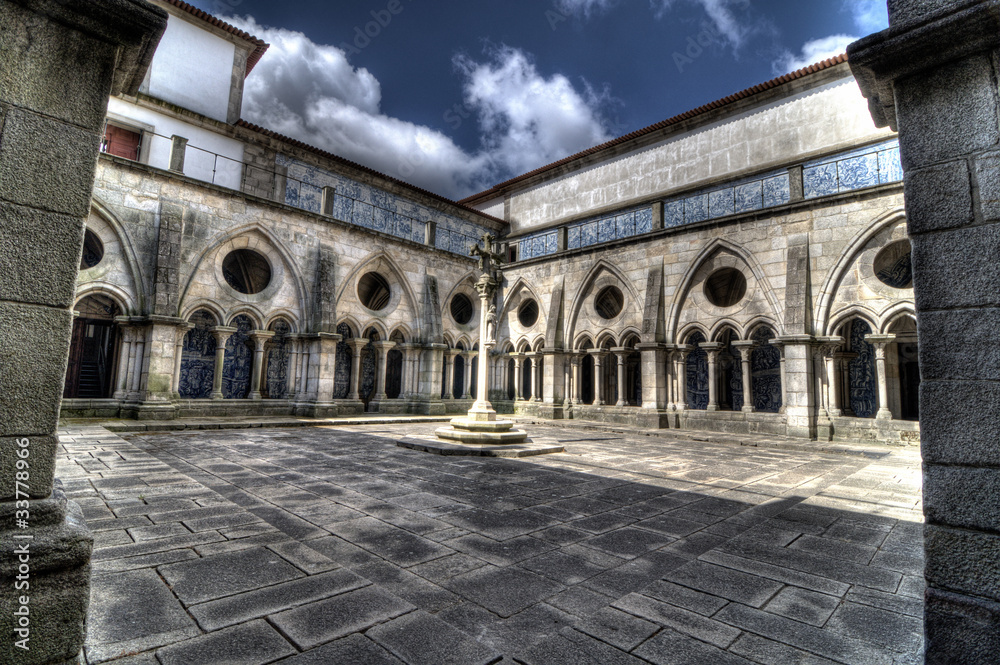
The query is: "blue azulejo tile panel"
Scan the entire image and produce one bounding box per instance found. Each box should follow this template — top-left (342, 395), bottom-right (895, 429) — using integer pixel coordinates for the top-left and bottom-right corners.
top-left (804, 162), bottom-right (839, 199)
top-left (568, 226), bottom-right (582, 249)
top-left (762, 174), bottom-right (791, 208)
top-left (685, 194), bottom-right (709, 224)
top-left (352, 201), bottom-right (374, 228)
top-left (665, 201), bottom-right (685, 228)
top-left (395, 214), bottom-right (412, 241)
top-left (332, 194), bottom-right (354, 221)
top-left (636, 207), bottom-right (653, 234)
top-left (532, 235), bottom-right (546, 258)
top-left (709, 189), bottom-right (735, 219)
top-left (598, 217), bottom-right (615, 243)
top-left (734, 181), bottom-right (763, 213)
top-left (437, 229), bottom-right (452, 253)
top-left (838, 153), bottom-right (880, 192)
top-left (878, 147), bottom-right (903, 184)
top-left (582, 222), bottom-right (599, 247)
top-left (373, 206), bottom-right (392, 234)
top-left (616, 212), bottom-right (636, 238)
top-left (544, 232), bottom-right (558, 255)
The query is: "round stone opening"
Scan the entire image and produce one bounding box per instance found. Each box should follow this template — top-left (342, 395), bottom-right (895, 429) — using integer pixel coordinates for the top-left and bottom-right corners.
top-left (451, 293), bottom-right (474, 325)
top-left (518, 299), bottom-right (539, 328)
top-left (223, 249), bottom-right (272, 295)
top-left (874, 240), bottom-right (913, 289)
top-left (595, 285), bottom-right (624, 320)
top-left (704, 268), bottom-right (747, 308)
top-left (80, 229), bottom-right (104, 270)
top-left (358, 272), bottom-right (392, 311)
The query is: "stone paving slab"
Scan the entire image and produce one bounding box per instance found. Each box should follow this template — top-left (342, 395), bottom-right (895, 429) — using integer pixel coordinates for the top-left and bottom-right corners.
top-left (56, 421), bottom-right (924, 664)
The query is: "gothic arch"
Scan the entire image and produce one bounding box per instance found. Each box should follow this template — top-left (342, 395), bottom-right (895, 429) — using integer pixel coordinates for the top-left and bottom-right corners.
top-left (337, 252), bottom-right (421, 334)
top-left (265, 310), bottom-right (300, 332)
top-left (816, 208), bottom-right (908, 336)
top-left (678, 322), bottom-right (711, 345)
top-left (668, 238), bottom-right (783, 342)
top-left (566, 259), bottom-right (643, 344)
top-left (74, 283), bottom-right (135, 316)
top-left (710, 318), bottom-right (745, 342)
top-left (743, 316), bottom-right (780, 340)
top-left (389, 324), bottom-right (412, 342)
top-left (85, 199), bottom-right (147, 314)
top-left (180, 300), bottom-right (226, 325)
top-left (829, 304), bottom-right (880, 338)
top-left (179, 223), bottom-right (309, 322)
top-left (228, 308), bottom-right (263, 329)
top-left (879, 302), bottom-right (918, 334)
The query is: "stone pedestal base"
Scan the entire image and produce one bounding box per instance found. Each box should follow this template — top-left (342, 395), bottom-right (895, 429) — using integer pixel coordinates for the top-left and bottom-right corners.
top-left (436, 417), bottom-right (529, 444)
top-left (0, 483), bottom-right (93, 665)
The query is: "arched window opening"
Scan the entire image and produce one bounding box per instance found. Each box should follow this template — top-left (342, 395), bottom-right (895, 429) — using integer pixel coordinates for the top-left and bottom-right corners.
top-left (179, 310), bottom-right (217, 399)
top-left (360, 328), bottom-right (379, 409)
top-left (333, 323), bottom-right (354, 400)
top-left (847, 319), bottom-right (878, 418)
top-left (623, 336), bottom-right (642, 407)
top-left (686, 331), bottom-right (709, 410)
top-left (717, 329), bottom-right (743, 411)
top-left (387, 331), bottom-right (405, 399)
top-left (222, 315), bottom-right (255, 399)
top-left (889, 316), bottom-right (920, 421)
top-left (263, 320), bottom-right (292, 399)
top-left (64, 295), bottom-right (121, 399)
top-left (750, 326), bottom-right (782, 413)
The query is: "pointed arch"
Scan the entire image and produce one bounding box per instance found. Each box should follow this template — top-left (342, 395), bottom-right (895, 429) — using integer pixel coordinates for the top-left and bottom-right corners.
top-left (816, 208), bottom-right (908, 335)
top-left (566, 258), bottom-right (643, 344)
top-left (228, 307), bottom-right (263, 329)
top-left (499, 277), bottom-right (545, 323)
top-left (74, 283), bottom-right (134, 316)
top-left (180, 300), bottom-right (226, 325)
top-left (361, 320), bottom-right (389, 341)
top-left (337, 316), bottom-right (362, 338)
top-left (337, 251), bottom-right (421, 336)
top-left (442, 271), bottom-right (480, 311)
top-left (178, 223), bottom-right (309, 322)
top-left (880, 301), bottom-right (917, 334)
top-left (389, 324), bottom-right (413, 343)
top-left (829, 304), bottom-right (880, 338)
top-left (679, 322), bottom-right (711, 345)
top-left (710, 318), bottom-right (744, 342)
top-left (668, 238), bottom-right (783, 342)
top-left (89, 198), bottom-right (147, 314)
top-left (743, 316), bottom-right (780, 340)
top-left (574, 333), bottom-right (595, 350)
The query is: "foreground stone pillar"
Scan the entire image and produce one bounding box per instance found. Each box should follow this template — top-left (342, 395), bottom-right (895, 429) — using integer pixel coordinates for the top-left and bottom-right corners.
top-left (674, 345), bottom-right (692, 411)
top-left (513, 355), bottom-right (523, 401)
top-left (850, 3), bottom-right (1000, 660)
top-left (0, 1), bottom-right (166, 663)
top-left (374, 341), bottom-right (396, 402)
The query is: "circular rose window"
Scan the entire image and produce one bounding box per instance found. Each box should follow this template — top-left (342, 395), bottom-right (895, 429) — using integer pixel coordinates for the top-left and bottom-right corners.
top-left (358, 272), bottom-right (392, 311)
top-left (518, 299), bottom-right (539, 327)
top-left (594, 286), bottom-right (624, 320)
top-left (704, 268), bottom-right (747, 308)
top-left (451, 293), bottom-right (474, 325)
top-left (223, 249), bottom-right (271, 294)
top-left (874, 240), bottom-right (913, 289)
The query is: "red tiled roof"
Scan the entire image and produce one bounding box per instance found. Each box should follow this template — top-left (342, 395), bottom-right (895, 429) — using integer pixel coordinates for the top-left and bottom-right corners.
top-left (157, 0), bottom-right (270, 77)
top-left (459, 54), bottom-right (851, 205)
top-left (235, 120), bottom-right (507, 225)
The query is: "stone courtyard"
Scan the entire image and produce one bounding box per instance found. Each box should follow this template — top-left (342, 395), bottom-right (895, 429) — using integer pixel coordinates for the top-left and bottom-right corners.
top-left (58, 421), bottom-right (924, 665)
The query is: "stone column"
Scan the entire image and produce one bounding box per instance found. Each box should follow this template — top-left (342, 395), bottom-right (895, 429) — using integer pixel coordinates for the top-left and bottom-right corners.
top-left (674, 345), bottom-right (692, 411)
top-left (301, 332), bottom-right (341, 416)
top-left (295, 338), bottom-right (310, 400)
top-left (114, 324), bottom-right (135, 400)
top-left (285, 335), bottom-right (300, 399)
top-left (128, 325), bottom-right (147, 397)
top-left (732, 341), bottom-right (758, 413)
top-left (513, 355), bottom-right (523, 401)
top-left (249, 331), bottom-right (275, 400)
top-left (534, 355), bottom-right (545, 403)
top-left (541, 349), bottom-right (565, 412)
top-left (563, 356), bottom-right (573, 409)
top-left (590, 351), bottom-right (606, 405)
top-left (209, 327), bottom-right (235, 400)
top-left (0, 1), bottom-right (167, 662)
top-left (571, 355), bottom-right (582, 405)
top-left (524, 354), bottom-right (536, 401)
top-left (443, 349), bottom-right (460, 399)
top-left (347, 339), bottom-right (368, 401)
top-left (172, 323), bottom-right (194, 399)
top-left (462, 350), bottom-right (475, 399)
top-left (835, 351), bottom-right (857, 416)
top-left (772, 335), bottom-right (815, 438)
top-left (700, 343), bottom-right (722, 412)
top-left (399, 344), bottom-right (415, 398)
top-left (818, 339), bottom-right (846, 418)
top-left (850, 3), bottom-right (1000, 657)
top-left (612, 348), bottom-right (628, 407)
top-left (374, 341), bottom-right (396, 402)
top-left (865, 334), bottom-right (896, 420)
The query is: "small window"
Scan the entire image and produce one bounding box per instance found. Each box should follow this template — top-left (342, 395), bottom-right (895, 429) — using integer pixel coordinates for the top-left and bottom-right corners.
top-left (594, 286), bottom-right (624, 320)
top-left (874, 240), bottom-right (913, 289)
top-left (704, 268), bottom-right (747, 308)
top-left (80, 229), bottom-right (104, 270)
top-left (102, 123), bottom-right (142, 161)
top-left (518, 299), bottom-right (539, 328)
top-left (223, 249), bottom-right (272, 295)
top-left (358, 272), bottom-right (392, 311)
top-left (451, 293), bottom-right (474, 325)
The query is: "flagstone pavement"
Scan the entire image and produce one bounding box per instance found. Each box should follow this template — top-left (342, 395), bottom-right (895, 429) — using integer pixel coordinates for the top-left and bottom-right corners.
top-left (56, 421), bottom-right (924, 665)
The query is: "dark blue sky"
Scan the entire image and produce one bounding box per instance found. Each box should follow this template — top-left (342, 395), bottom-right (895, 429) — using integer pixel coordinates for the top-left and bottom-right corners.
top-left (188, 0), bottom-right (888, 198)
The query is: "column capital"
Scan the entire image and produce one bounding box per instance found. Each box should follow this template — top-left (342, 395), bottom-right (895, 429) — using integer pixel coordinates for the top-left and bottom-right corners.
top-left (347, 338), bottom-right (369, 353)
top-left (373, 341), bottom-right (397, 351)
top-left (251, 330), bottom-right (276, 345)
top-left (864, 334), bottom-right (897, 348)
top-left (445, 348), bottom-right (462, 359)
top-left (731, 340), bottom-right (759, 351)
top-left (210, 326), bottom-right (237, 344)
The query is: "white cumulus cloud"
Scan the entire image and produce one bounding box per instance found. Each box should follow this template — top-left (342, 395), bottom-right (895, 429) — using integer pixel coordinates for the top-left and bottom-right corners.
top-left (772, 34), bottom-right (855, 75)
top-left (226, 17), bottom-right (613, 200)
top-left (844, 0), bottom-right (889, 34)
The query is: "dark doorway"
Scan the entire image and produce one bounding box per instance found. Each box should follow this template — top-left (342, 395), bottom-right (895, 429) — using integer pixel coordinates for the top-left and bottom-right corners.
top-left (64, 295), bottom-right (120, 399)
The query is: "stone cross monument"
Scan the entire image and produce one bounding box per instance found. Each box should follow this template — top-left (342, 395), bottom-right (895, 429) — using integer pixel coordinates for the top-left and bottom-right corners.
top-left (435, 235), bottom-right (528, 444)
